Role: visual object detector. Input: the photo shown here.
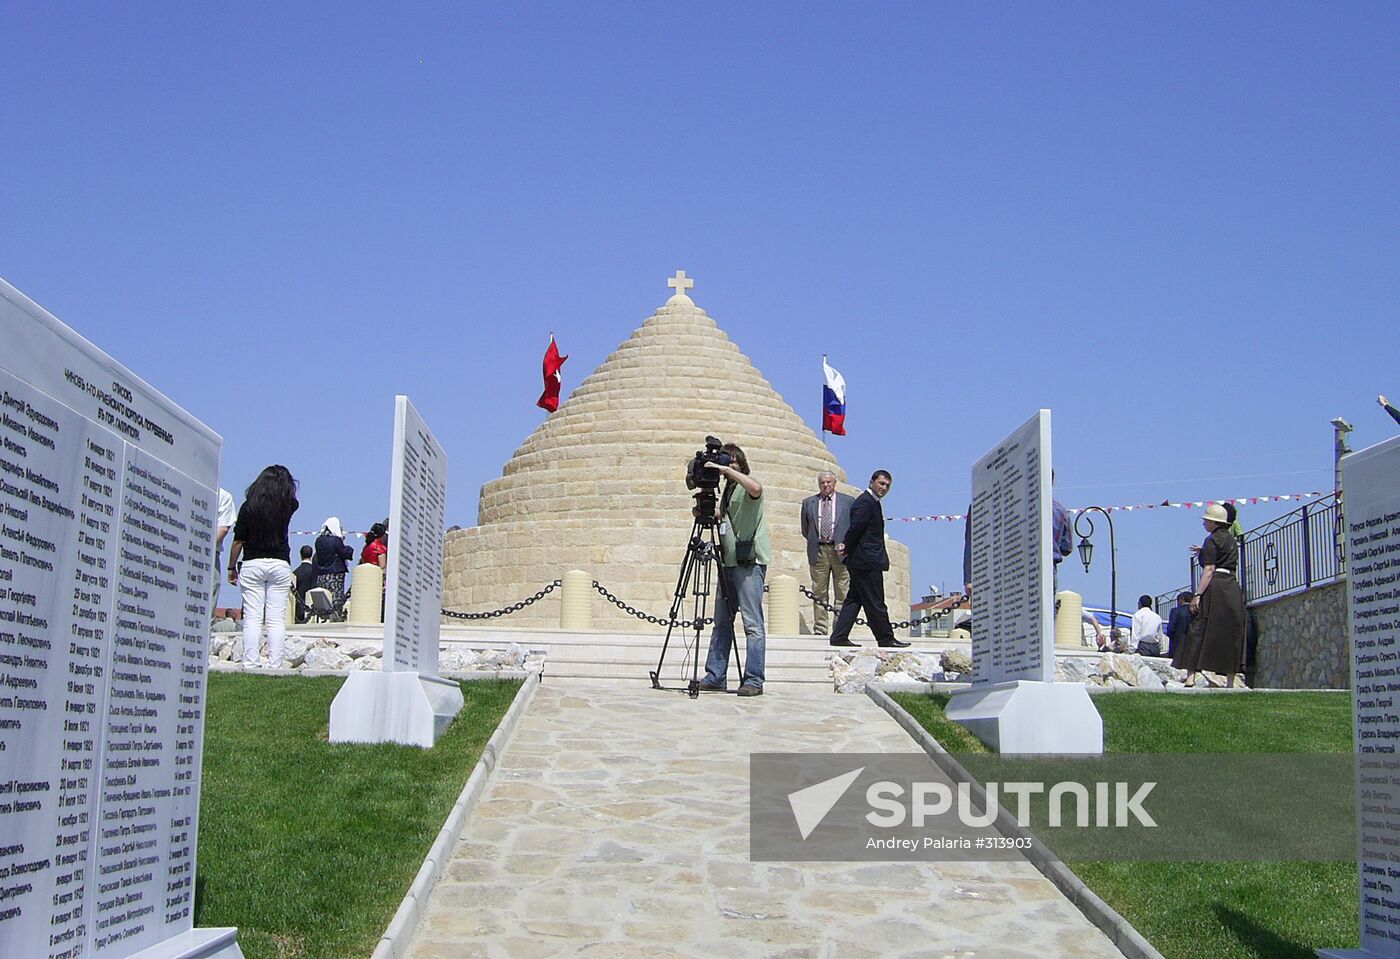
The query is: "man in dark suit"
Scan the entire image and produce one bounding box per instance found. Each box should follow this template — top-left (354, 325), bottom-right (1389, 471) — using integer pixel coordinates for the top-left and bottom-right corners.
top-left (292, 545), bottom-right (317, 624)
top-left (830, 470), bottom-right (910, 649)
top-left (800, 471), bottom-right (854, 635)
top-left (1165, 591), bottom-right (1193, 659)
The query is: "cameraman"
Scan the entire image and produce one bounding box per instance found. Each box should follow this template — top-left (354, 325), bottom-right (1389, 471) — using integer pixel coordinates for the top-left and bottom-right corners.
top-left (697, 443), bottom-right (769, 697)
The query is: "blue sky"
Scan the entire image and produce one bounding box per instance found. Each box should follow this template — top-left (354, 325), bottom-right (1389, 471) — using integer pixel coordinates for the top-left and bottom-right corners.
top-left (4, 2), bottom-right (1397, 611)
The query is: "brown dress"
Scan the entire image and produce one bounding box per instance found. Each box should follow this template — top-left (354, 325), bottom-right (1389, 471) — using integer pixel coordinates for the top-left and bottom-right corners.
top-left (1172, 528), bottom-right (1246, 675)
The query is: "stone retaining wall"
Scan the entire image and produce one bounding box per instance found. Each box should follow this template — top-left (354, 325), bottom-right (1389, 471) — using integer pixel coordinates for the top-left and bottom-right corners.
top-left (209, 633), bottom-right (545, 675)
top-left (1248, 579), bottom-right (1349, 689)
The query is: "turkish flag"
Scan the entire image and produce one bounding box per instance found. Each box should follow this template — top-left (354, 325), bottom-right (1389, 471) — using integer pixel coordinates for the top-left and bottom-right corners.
top-left (536, 335), bottom-right (568, 412)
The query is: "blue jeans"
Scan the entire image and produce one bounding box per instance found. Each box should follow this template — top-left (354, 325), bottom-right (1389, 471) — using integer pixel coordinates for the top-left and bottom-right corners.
top-left (704, 564), bottom-right (766, 689)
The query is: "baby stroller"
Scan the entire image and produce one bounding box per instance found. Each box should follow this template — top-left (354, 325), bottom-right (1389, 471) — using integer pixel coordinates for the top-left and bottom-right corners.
top-left (305, 587), bottom-right (349, 623)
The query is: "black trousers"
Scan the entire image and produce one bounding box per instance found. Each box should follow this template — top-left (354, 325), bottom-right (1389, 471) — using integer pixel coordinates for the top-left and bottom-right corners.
top-left (830, 567), bottom-right (895, 644)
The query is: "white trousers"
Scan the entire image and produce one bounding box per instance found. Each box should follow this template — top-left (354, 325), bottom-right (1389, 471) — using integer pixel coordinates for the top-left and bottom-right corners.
top-left (240, 558), bottom-right (292, 668)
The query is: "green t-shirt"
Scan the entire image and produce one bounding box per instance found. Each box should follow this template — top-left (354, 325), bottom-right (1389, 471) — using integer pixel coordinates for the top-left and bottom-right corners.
top-left (720, 483), bottom-right (771, 568)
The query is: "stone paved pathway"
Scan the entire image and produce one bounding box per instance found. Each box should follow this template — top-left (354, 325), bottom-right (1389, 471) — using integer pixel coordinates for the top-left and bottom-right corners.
top-left (403, 685), bottom-right (1125, 959)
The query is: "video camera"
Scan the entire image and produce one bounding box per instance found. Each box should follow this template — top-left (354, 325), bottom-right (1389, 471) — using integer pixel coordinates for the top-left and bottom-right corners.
top-left (686, 436), bottom-right (732, 528)
top-left (685, 436), bottom-right (732, 491)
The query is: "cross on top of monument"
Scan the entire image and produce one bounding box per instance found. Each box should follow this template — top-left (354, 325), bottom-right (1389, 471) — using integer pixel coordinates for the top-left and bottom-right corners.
top-left (666, 270), bottom-right (694, 304)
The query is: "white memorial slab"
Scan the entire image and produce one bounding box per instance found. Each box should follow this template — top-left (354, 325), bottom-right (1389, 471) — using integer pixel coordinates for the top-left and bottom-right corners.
top-left (330, 396), bottom-right (461, 747)
top-left (945, 410), bottom-right (1101, 754)
top-left (1321, 435), bottom-right (1400, 959)
top-left (0, 277), bottom-right (241, 958)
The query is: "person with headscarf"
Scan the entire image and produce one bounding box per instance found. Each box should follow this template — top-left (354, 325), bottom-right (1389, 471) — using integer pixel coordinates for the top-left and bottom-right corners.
top-left (313, 516), bottom-right (355, 614)
top-left (227, 465), bottom-right (299, 668)
top-left (1172, 503), bottom-right (1246, 687)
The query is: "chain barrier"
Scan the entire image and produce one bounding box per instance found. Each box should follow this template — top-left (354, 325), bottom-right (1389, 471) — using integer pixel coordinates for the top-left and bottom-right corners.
top-left (440, 578), bottom-right (954, 634)
top-left (442, 580), bottom-right (561, 620)
top-left (441, 578), bottom-right (712, 629)
top-left (797, 583), bottom-right (959, 632)
top-left (796, 582), bottom-right (868, 627)
top-left (592, 581), bottom-right (713, 630)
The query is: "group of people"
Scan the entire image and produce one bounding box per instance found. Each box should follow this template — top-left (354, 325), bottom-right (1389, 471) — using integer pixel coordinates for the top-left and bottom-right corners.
top-left (697, 449), bottom-right (908, 698)
top-left (222, 449), bottom-right (1249, 687)
top-left (1088, 594), bottom-right (1184, 657)
top-left (1170, 502), bottom-right (1246, 687)
top-left (797, 470), bottom-right (911, 651)
top-left (1079, 502), bottom-right (1245, 687)
top-left (218, 464), bottom-right (390, 669)
top-left (302, 515), bottom-right (389, 619)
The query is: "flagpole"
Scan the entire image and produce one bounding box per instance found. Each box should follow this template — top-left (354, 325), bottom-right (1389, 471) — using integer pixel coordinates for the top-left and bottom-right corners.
top-left (820, 354), bottom-right (828, 448)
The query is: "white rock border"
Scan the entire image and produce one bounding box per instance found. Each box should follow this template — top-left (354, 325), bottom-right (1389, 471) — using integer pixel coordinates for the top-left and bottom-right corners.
top-left (369, 671), bottom-right (540, 959)
top-left (866, 685), bottom-right (1166, 959)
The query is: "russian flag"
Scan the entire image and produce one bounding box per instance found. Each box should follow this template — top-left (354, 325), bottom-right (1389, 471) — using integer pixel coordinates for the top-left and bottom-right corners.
top-left (822, 356), bottom-right (846, 436)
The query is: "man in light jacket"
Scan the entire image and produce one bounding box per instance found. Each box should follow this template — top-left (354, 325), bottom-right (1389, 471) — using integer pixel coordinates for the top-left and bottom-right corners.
top-left (800, 472), bottom-right (854, 636)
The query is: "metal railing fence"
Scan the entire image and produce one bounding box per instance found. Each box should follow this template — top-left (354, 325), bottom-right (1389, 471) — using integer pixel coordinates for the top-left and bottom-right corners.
top-left (1155, 586), bottom-right (1190, 618)
top-left (1239, 492), bottom-right (1344, 603)
top-left (1155, 493), bottom-right (1343, 611)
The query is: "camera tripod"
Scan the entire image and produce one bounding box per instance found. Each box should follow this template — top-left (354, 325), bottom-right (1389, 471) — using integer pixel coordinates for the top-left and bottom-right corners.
top-left (649, 512), bottom-right (743, 698)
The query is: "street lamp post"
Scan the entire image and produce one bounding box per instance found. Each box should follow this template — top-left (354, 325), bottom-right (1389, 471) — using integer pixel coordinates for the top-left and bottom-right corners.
top-left (1332, 416), bottom-right (1353, 496)
top-left (1332, 417), bottom-right (1353, 574)
top-left (1074, 507), bottom-right (1118, 649)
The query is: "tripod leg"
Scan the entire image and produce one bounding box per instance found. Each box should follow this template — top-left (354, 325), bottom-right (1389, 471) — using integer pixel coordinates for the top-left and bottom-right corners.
top-left (689, 543), bottom-right (720, 697)
top-left (708, 526), bottom-right (746, 685)
top-left (689, 560), bottom-right (706, 697)
top-left (652, 518), bottom-right (705, 688)
top-left (654, 561), bottom-right (698, 688)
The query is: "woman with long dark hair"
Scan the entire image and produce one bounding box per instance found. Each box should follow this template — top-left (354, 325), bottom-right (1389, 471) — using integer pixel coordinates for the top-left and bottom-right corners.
top-left (360, 521), bottom-right (388, 570)
top-left (228, 465), bottom-right (299, 669)
top-left (1172, 503), bottom-right (1245, 687)
top-left (360, 520), bottom-right (389, 621)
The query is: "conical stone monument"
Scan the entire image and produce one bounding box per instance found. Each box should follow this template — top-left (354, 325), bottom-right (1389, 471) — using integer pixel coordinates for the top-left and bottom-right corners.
top-left (441, 272), bottom-right (910, 634)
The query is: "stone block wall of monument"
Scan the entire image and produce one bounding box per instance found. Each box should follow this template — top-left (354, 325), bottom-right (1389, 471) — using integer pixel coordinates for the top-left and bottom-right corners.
top-left (442, 288), bottom-right (910, 635)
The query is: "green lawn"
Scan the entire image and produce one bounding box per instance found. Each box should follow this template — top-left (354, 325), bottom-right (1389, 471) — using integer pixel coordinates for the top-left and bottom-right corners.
top-left (889, 690), bottom-right (1358, 959)
top-left (193, 673), bottom-right (522, 959)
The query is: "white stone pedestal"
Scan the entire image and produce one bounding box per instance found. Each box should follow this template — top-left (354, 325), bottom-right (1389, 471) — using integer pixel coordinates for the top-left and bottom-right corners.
top-left (945, 681), bottom-right (1103, 754)
top-left (126, 928), bottom-right (244, 959)
top-left (329, 671), bottom-right (464, 747)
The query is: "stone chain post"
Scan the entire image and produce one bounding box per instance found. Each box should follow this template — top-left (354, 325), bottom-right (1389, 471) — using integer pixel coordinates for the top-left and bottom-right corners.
top-left (767, 574), bottom-right (799, 635)
top-left (347, 563), bottom-right (384, 624)
top-left (1054, 589), bottom-right (1084, 648)
top-left (560, 569), bottom-right (593, 629)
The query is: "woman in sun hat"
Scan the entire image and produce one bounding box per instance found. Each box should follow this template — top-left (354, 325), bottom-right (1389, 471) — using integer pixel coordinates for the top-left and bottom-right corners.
top-left (1172, 503), bottom-right (1246, 688)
